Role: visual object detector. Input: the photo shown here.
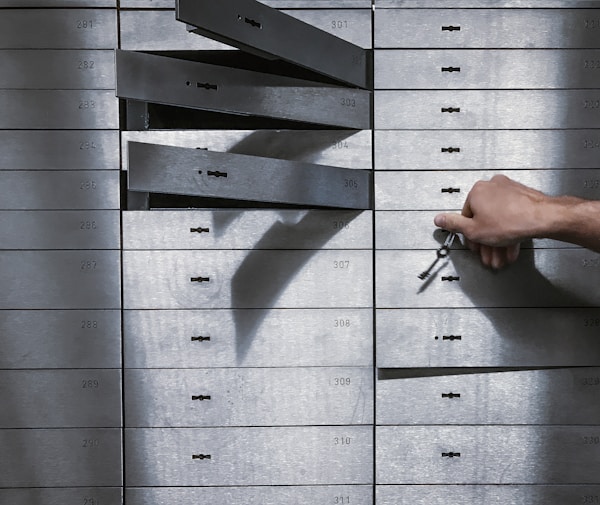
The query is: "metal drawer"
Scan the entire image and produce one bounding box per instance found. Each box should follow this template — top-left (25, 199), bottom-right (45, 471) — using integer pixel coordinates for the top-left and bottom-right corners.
top-left (0, 488), bottom-right (121, 505)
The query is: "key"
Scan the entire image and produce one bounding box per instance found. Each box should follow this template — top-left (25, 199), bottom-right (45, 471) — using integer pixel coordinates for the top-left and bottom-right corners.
top-left (418, 232), bottom-right (457, 280)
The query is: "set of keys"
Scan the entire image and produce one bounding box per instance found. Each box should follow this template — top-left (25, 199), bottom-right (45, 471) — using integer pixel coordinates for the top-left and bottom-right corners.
top-left (418, 232), bottom-right (458, 280)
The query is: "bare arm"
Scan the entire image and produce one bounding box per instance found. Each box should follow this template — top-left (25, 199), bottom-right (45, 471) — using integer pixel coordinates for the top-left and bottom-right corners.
top-left (434, 174), bottom-right (600, 269)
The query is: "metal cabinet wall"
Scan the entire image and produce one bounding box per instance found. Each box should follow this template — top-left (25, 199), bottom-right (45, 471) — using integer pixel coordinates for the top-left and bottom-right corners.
top-left (1, 1), bottom-right (599, 505)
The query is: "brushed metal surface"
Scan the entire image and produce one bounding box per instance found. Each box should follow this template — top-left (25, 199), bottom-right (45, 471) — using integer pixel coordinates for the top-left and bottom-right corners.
top-left (377, 308), bottom-right (600, 368)
top-left (375, 211), bottom-right (569, 250)
top-left (0, 488), bottom-right (122, 505)
top-left (0, 0), bottom-right (115, 4)
top-left (126, 426), bottom-right (373, 486)
top-left (375, 170), bottom-right (600, 211)
top-left (0, 171), bottom-right (119, 210)
top-left (127, 486), bottom-right (373, 505)
top-left (0, 211), bottom-right (120, 249)
top-left (127, 142), bottom-right (372, 208)
top-left (119, 10), bottom-right (230, 51)
top-left (121, 130), bottom-right (372, 170)
top-left (0, 90), bottom-right (119, 129)
top-left (376, 368), bottom-right (600, 425)
top-left (125, 367), bottom-right (373, 427)
top-left (376, 484), bottom-right (600, 505)
top-left (0, 50), bottom-right (114, 89)
top-left (124, 308), bottom-right (373, 368)
top-left (120, 9), bottom-right (371, 50)
top-left (0, 310), bottom-right (121, 369)
top-left (375, 90), bottom-right (600, 130)
top-left (123, 210), bottom-right (372, 250)
top-left (376, 249), bottom-right (600, 308)
top-left (377, 0), bottom-right (600, 5)
top-left (374, 9), bottom-right (600, 48)
top-left (377, 425), bottom-right (600, 484)
top-left (374, 130), bottom-right (600, 171)
top-left (0, 131), bottom-right (119, 171)
top-left (176, 0), bottom-right (370, 87)
top-left (0, 370), bottom-right (121, 428)
top-left (0, 429), bottom-right (121, 487)
top-left (116, 51), bottom-right (371, 129)
top-left (121, 0), bottom-right (371, 6)
top-left (375, 49), bottom-right (600, 89)
top-left (0, 250), bottom-right (121, 309)
top-left (0, 10), bottom-right (117, 49)
top-left (123, 250), bottom-right (372, 309)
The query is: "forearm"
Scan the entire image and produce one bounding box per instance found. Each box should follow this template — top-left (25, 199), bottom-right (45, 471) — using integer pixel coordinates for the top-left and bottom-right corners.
top-left (542, 196), bottom-right (600, 252)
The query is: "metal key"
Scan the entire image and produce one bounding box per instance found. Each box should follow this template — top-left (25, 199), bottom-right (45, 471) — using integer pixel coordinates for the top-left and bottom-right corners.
top-left (418, 232), bottom-right (457, 280)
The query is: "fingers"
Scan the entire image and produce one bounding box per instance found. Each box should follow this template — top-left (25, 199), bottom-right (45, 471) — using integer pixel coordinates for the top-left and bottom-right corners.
top-left (478, 243), bottom-right (521, 269)
top-left (434, 213), bottom-right (473, 235)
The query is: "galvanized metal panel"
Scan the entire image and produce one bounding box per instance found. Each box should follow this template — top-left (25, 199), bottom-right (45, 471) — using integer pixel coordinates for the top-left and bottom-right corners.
top-left (0, 0), bottom-right (115, 4)
top-left (376, 249), bottom-right (600, 308)
top-left (376, 368), bottom-right (600, 425)
top-left (0, 310), bottom-right (121, 369)
top-left (375, 90), bottom-right (600, 130)
top-left (0, 250), bottom-right (121, 309)
top-left (0, 488), bottom-right (121, 505)
top-left (127, 486), bottom-right (373, 505)
top-left (375, 49), bottom-right (600, 89)
top-left (0, 211), bottom-right (120, 249)
top-left (374, 9), bottom-right (600, 48)
top-left (125, 367), bottom-right (373, 427)
top-left (375, 211), bottom-right (569, 250)
top-left (0, 90), bottom-right (119, 129)
top-left (121, 0), bottom-right (371, 6)
top-left (377, 425), bottom-right (600, 484)
top-left (0, 10), bottom-right (118, 49)
top-left (176, 0), bottom-right (370, 87)
top-left (126, 426), bottom-right (373, 486)
top-left (127, 142), bottom-right (372, 208)
top-left (376, 484), bottom-right (600, 505)
top-left (124, 308), bottom-right (373, 368)
top-left (121, 130), bottom-right (372, 171)
top-left (0, 370), bottom-right (121, 428)
top-left (376, 308), bottom-right (600, 368)
top-left (120, 9), bottom-right (371, 50)
top-left (0, 50), bottom-right (114, 89)
top-left (375, 170), bottom-right (600, 211)
top-left (0, 171), bottom-right (120, 210)
top-left (0, 428), bottom-right (121, 487)
top-left (374, 130), bottom-right (600, 171)
top-left (116, 51), bottom-right (371, 129)
top-left (123, 250), bottom-right (373, 309)
top-left (123, 210), bottom-right (372, 250)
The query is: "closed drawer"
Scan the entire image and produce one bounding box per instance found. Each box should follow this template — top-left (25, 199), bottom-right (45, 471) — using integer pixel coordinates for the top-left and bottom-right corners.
top-left (375, 50), bottom-right (600, 89)
top-left (123, 210), bottom-right (371, 250)
top-left (376, 368), bottom-right (600, 425)
top-left (0, 250), bottom-right (121, 309)
top-left (125, 367), bottom-right (373, 427)
top-left (0, 310), bottom-right (121, 369)
top-left (0, 131), bottom-right (119, 171)
top-left (375, 169), bottom-right (600, 211)
top-left (123, 250), bottom-right (373, 309)
top-left (374, 130), bottom-right (600, 171)
top-left (375, 90), bottom-right (600, 130)
top-left (376, 249), bottom-right (600, 308)
top-left (0, 90), bottom-right (118, 129)
top-left (377, 425), bottom-right (600, 484)
top-left (126, 426), bottom-right (373, 486)
top-left (0, 211), bottom-right (120, 249)
top-left (376, 308), bottom-right (600, 368)
top-left (0, 370), bottom-right (121, 428)
top-left (374, 9), bottom-right (600, 49)
top-left (124, 308), bottom-right (373, 368)
top-left (0, 50), bottom-right (114, 89)
top-left (0, 488), bottom-right (121, 505)
top-left (0, 171), bottom-right (120, 210)
top-left (0, 429), bottom-right (121, 487)
top-left (0, 10), bottom-right (117, 49)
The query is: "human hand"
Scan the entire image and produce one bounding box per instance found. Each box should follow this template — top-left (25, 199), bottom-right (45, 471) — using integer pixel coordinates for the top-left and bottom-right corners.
top-left (433, 175), bottom-right (550, 269)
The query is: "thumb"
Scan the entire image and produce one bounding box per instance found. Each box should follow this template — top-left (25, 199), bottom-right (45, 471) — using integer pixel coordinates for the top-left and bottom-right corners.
top-left (434, 213), bottom-right (473, 235)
